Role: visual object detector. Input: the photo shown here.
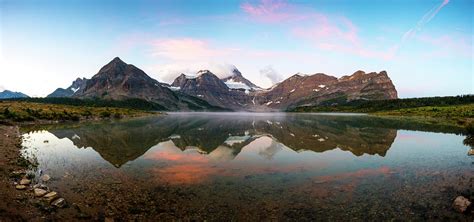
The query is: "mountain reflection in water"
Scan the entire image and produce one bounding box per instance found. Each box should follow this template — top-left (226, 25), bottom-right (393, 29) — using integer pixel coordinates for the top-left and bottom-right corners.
top-left (20, 113), bottom-right (472, 220)
top-left (43, 113), bottom-right (400, 167)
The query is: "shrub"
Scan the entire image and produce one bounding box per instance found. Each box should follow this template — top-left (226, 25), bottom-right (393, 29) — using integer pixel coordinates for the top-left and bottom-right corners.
top-left (100, 111), bottom-right (111, 118)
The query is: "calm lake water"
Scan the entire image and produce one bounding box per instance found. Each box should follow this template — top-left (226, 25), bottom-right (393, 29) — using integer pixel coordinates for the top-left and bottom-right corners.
top-left (21, 112), bottom-right (473, 220)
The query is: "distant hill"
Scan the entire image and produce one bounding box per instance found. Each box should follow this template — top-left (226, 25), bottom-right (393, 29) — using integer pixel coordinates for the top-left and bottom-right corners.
top-left (47, 78), bottom-right (88, 98)
top-left (0, 90), bottom-right (29, 99)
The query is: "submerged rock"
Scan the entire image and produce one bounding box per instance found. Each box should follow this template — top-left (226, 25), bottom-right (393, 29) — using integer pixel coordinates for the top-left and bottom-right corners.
top-left (15, 185), bottom-right (27, 190)
top-left (34, 188), bottom-right (48, 197)
top-left (51, 198), bottom-right (67, 208)
top-left (468, 149), bottom-right (474, 156)
top-left (19, 178), bottom-right (31, 185)
top-left (452, 196), bottom-right (471, 213)
top-left (41, 174), bottom-right (51, 182)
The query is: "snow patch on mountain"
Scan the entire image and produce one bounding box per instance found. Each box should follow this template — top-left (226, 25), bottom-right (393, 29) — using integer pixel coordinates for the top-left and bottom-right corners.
top-left (224, 79), bottom-right (251, 90)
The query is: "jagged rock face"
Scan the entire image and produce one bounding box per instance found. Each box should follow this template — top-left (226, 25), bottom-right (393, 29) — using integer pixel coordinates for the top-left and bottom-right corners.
top-left (45, 57), bottom-right (397, 111)
top-left (254, 70), bottom-right (397, 110)
top-left (255, 73), bottom-right (338, 109)
top-left (47, 77), bottom-right (88, 98)
top-left (46, 58), bottom-right (224, 111)
top-left (171, 70), bottom-right (252, 110)
top-left (171, 69), bottom-right (397, 111)
top-left (75, 57), bottom-right (176, 102)
top-left (72, 57), bottom-right (189, 110)
top-left (0, 90), bottom-right (29, 99)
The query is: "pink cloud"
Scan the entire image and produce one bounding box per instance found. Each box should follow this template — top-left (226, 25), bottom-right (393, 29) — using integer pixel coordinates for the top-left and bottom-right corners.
top-left (150, 38), bottom-right (236, 61)
top-left (415, 34), bottom-right (472, 57)
top-left (292, 14), bottom-right (396, 60)
top-left (242, 0), bottom-right (395, 60)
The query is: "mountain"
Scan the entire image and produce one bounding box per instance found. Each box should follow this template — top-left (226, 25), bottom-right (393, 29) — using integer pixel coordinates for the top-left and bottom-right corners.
top-left (0, 90), bottom-right (29, 99)
top-left (221, 68), bottom-right (261, 91)
top-left (171, 70), bottom-right (252, 110)
top-left (47, 77), bottom-right (88, 98)
top-left (171, 69), bottom-right (397, 111)
top-left (48, 57), bottom-right (224, 111)
top-left (254, 70), bottom-right (397, 110)
top-left (46, 57), bottom-right (397, 111)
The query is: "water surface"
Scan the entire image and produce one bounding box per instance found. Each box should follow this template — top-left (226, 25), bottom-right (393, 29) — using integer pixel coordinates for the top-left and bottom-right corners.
top-left (21, 112), bottom-right (473, 220)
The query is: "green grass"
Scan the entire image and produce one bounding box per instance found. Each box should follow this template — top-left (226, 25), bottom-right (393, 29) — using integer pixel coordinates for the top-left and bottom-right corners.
top-left (289, 95), bottom-right (474, 131)
top-left (0, 101), bottom-right (158, 123)
top-left (6, 97), bottom-right (167, 111)
top-left (289, 95), bottom-right (473, 113)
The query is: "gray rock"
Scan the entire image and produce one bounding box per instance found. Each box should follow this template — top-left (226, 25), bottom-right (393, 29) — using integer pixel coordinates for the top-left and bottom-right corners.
top-left (19, 178), bottom-right (31, 185)
top-left (51, 198), bottom-right (66, 208)
top-left (34, 188), bottom-right (48, 197)
top-left (452, 196), bottom-right (471, 213)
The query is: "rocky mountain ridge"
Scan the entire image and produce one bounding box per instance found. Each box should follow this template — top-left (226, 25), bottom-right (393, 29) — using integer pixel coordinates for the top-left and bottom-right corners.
top-left (47, 57), bottom-right (398, 111)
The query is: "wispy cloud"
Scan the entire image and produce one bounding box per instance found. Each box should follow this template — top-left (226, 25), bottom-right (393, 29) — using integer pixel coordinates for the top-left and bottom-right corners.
top-left (240, 0), bottom-right (302, 23)
top-left (242, 0), bottom-right (395, 60)
top-left (401, 0), bottom-right (450, 43)
top-left (390, 0), bottom-right (451, 57)
top-left (150, 38), bottom-right (238, 61)
top-left (415, 33), bottom-right (472, 57)
top-left (260, 65), bottom-right (282, 84)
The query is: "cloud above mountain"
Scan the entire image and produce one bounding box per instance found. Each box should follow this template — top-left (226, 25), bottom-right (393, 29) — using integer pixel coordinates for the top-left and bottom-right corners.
top-left (260, 66), bottom-right (282, 85)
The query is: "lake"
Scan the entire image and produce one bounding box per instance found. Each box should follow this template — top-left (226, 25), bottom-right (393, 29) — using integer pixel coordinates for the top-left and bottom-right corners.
top-left (20, 112), bottom-right (473, 220)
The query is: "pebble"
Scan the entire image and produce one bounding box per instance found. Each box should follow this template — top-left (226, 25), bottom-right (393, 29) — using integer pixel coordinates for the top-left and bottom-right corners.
top-left (468, 149), bottom-right (474, 156)
top-left (33, 184), bottom-right (49, 190)
top-left (43, 191), bottom-right (59, 202)
top-left (34, 188), bottom-right (48, 197)
top-left (15, 185), bottom-right (27, 190)
top-left (452, 196), bottom-right (471, 213)
top-left (51, 198), bottom-right (67, 208)
top-left (19, 178), bottom-right (31, 185)
top-left (41, 174), bottom-right (51, 182)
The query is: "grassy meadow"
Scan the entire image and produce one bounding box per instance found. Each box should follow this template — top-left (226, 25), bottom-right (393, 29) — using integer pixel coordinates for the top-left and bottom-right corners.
top-left (0, 101), bottom-right (158, 123)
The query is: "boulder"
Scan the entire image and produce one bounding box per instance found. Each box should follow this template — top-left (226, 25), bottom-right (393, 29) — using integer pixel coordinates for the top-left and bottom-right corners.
top-left (452, 196), bottom-right (471, 213)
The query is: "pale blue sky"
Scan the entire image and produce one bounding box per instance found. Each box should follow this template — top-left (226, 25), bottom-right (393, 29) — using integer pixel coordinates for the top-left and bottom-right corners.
top-left (1, 0), bottom-right (472, 97)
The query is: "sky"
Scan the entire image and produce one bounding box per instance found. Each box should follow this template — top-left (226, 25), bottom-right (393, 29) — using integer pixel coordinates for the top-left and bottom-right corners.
top-left (0, 0), bottom-right (472, 97)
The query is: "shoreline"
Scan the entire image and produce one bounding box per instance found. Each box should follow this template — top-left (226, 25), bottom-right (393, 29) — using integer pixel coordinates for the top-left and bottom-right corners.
top-left (0, 108), bottom-right (472, 220)
top-left (0, 111), bottom-right (162, 220)
top-left (0, 125), bottom-right (43, 219)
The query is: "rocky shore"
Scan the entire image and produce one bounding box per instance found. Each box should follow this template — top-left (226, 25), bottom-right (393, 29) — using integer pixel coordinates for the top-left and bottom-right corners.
top-left (0, 125), bottom-right (42, 220)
